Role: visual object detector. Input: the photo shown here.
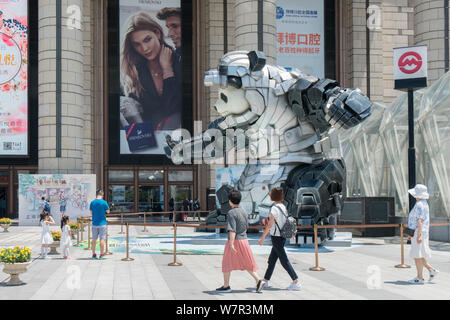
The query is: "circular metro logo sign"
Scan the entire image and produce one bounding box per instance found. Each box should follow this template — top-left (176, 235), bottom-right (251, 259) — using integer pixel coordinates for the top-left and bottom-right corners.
top-left (398, 51), bottom-right (423, 74)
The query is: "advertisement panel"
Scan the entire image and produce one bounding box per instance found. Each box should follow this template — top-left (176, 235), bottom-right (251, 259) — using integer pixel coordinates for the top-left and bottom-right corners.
top-left (18, 174), bottom-right (96, 226)
top-left (119, 0), bottom-right (182, 155)
top-left (0, 1), bottom-right (28, 156)
top-left (276, 0), bottom-right (325, 78)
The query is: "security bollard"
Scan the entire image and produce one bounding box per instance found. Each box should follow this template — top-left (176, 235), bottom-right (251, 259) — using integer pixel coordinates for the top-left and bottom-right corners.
top-left (121, 223), bottom-right (134, 262)
top-left (168, 223), bottom-right (182, 266)
top-left (395, 224), bottom-right (411, 269)
top-left (309, 224), bottom-right (325, 271)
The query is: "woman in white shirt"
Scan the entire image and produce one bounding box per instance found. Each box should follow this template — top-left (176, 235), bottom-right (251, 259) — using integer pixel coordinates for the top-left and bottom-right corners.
top-left (257, 187), bottom-right (300, 292)
top-left (407, 184), bottom-right (439, 284)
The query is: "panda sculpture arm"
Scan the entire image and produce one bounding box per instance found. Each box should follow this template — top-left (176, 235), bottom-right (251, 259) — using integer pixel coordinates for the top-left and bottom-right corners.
top-left (287, 76), bottom-right (372, 135)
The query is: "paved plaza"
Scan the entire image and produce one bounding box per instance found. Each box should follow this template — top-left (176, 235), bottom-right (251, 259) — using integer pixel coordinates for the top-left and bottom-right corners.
top-left (1, 224), bottom-right (450, 300)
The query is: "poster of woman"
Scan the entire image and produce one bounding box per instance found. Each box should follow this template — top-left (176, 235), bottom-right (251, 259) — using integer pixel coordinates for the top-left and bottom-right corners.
top-left (119, 0), bottom-right (182, 155)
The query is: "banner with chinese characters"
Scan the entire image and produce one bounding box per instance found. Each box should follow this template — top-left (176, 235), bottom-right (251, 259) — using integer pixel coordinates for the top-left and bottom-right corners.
top-left (18, 175), bottom-right (96, 226)
top-left (0, 1), bottom-right (28, 156)
top-left (276, 0), bottom-right (325, 78)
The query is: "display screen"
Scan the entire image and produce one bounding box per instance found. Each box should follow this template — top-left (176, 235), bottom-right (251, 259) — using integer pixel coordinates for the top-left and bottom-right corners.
top-left (119, 0), bottom-right (183, 155)
top-left (0, 0), bottom-right (28, 156)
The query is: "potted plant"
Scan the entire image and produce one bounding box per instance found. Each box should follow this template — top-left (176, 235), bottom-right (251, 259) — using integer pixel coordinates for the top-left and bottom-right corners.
top-left (1, 247), bottom-right (32, 286)
top-left (49, 231), bottom-right (61, 255)
top-left (68, 222), bottom-right (80, 239)
top-left (0, 218), bottom-right (12, 233)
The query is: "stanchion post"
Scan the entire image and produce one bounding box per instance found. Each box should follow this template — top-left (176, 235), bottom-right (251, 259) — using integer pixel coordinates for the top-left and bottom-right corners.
top-left (119, 214), bottom-right (125, 234)
top-left (105, 225), bottom-right (113, 255)
top-left (84, 220), bottom-right (91, 251)
top-left (121, 223), bottom-right (134, 261)
top-left (143, 213), bottom-right (147, 232)
top-left (75, 219), bottom-right (81, 247)
top-left (395, 224), bottom-right (411, 269)
top-left (309, 225), bottom-right (325, 271)
top-left (168, 223), bottom-right (182, 266)
top-left (80, 220), bottom-right (84, 243)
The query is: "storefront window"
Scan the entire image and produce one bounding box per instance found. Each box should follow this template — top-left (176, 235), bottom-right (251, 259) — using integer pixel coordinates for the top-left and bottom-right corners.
top-left (138, 185), bottom-right (164, 212)
top-left (139, 170), bottom-right (164, 183)
top-left (169, 185), bottom-right (193, 211)
top-left (109, 170), bottom-right (134, 183)
top-left (108, 185), bottom-right (135, 213)
top-left (168, 171), bottom-right (193, 182)
top-left (0, 171), bottom-right (8, 183)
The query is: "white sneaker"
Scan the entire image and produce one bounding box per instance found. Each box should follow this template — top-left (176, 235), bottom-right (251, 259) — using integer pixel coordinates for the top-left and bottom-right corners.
top-left (287, 282), bottom-right (302, 291)
top-left (429, 269), bottom-right (439, 282)
top-left (408, 277), bottom-right (424, 285)
top-left (265, 281), bottom-right (271, 288)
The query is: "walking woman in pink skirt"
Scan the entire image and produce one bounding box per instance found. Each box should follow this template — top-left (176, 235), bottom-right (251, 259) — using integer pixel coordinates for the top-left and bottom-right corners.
top-left (216, 189), bottom-right (262, 293)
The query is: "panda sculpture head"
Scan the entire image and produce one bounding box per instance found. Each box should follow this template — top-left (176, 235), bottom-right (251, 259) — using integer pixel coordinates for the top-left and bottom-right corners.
top-left (204, 51), bottom-right (266, 118)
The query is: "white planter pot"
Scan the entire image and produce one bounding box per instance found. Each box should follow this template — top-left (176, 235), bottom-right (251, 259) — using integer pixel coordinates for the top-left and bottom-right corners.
top-left (2, 262), bottom-right (31, 286)
top-left (1, 224), bottom-right (11, 233)
top-left (49, 241), bottom-right (60, 255)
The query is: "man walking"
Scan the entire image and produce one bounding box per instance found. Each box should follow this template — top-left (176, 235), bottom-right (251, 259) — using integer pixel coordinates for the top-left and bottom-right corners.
top-left (89, 190), bottom-right (110, 259)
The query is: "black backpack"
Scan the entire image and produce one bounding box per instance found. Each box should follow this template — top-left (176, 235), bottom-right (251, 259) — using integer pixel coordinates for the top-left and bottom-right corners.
top-left (273, 205), bottom-right (297, 239)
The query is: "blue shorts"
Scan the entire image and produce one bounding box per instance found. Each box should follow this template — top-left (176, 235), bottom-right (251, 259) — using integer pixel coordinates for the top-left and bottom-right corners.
top-left (92, 225), bottom-right (107, 241)
top-left (60, 205), bottom-right (66, 212)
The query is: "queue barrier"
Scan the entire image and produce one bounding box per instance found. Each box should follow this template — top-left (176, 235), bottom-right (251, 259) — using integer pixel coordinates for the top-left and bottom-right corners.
top-left (76, 216), bottom-right (450, 273)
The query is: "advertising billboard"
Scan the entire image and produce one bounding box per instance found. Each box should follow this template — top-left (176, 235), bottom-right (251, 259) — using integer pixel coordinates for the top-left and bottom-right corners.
top-left (18, 174), bottom-right (97, 226)
top-left (276, 0), bottom-right (325, 78)
top-left (0, 0), bottom-right (28, 156)
top-left (119, 0), bottom-right (182, 155)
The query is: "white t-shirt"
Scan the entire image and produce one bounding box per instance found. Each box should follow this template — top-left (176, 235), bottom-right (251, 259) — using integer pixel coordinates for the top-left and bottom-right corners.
top-left (269, 203), bottom-right (288, 237)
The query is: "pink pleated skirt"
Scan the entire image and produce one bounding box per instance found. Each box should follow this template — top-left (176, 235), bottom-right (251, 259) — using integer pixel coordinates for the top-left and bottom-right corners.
top-left (222, 239), bottom-right (258, 273)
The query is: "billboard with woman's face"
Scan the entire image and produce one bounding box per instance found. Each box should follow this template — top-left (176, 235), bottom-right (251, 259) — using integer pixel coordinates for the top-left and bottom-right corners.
top-left (0, 1), bottom-right (28, 156)
top-left (119, 0), bottom-right (182, 155)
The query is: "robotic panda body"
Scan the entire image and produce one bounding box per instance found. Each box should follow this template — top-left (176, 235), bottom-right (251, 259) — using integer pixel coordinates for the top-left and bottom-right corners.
top-left (166, 51), bottom-right (372, 243)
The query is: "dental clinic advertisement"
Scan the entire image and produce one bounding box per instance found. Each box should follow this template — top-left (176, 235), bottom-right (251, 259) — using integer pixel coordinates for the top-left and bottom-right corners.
top-left (119, 0), bottom-right (183, 155)
top-left (0, 0), bottom-right (28, 156)
top-left (276, 0), bottom-right (325, 78)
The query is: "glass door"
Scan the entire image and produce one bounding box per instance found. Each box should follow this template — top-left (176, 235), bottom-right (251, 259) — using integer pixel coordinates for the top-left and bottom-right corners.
top-left (0, 187), bottom-right (7, 218)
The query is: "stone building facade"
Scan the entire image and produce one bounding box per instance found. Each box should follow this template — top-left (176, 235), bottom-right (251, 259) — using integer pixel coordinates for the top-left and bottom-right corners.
top-left (0, 0), bottom-right (448, 218)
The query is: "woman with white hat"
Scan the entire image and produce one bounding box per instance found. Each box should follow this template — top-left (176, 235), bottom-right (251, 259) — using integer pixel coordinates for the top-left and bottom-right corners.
top-left (407, 184), bottom-right (439, 284)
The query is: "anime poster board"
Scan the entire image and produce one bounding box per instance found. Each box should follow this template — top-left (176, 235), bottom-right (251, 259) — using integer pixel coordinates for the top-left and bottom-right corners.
top-left (215, 165), bottom-right (246, 207)
top-left (0, 0), bottom-right (29, 156)
top-left (276, 0), bottom-right (325, 78)
top-left (18, 174), bottom-right (96, 226)
top-left (119, 0), bottom-right (182, 155)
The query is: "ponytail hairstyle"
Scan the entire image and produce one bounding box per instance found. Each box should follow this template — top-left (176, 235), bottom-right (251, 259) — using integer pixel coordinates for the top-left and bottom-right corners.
top-left (40, 212), bottom-right (49, 222)
top-left (61, 215), bottom-right (70, 229)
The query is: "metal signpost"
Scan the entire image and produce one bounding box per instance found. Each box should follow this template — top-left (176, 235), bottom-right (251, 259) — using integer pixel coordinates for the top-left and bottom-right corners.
top-left (393, 45), bottom-right (428, 211)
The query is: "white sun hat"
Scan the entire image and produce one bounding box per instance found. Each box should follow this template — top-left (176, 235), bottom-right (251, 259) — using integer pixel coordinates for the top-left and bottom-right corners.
top-left (408, 184), bottom-right (429, 200)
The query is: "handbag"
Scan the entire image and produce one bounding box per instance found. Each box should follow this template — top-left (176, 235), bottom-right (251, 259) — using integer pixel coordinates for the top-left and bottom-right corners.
top-left (125, 122), bottom-right (157, 152)
top-left (404, 227), bottom-right (415, 237)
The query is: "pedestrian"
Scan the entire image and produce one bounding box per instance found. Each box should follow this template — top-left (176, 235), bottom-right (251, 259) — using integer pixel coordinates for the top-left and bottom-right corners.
top-left (89, 189), bottom-right (110, 259)
top-left (169, 197), bottom-right (175, 222)
top-left (257, 187), bottom-right (301, 292)
top-left (407, 184), bottom-right (439, 284)
top-left (40, 212), bottom-right (55, 259)
top-left (60, 215), bottom-right (72, 259)
top-left (193, 198), bottom-right (201, 221)
top-left (216, 189), bottom-right (262, 293)
top-left (182, 197), bottom-right (190, 222)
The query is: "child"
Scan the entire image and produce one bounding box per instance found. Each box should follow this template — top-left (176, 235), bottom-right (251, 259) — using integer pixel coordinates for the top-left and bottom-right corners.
top-left (60, 216), bottom-right (72, 259)
top-left (40, 212), bottom-right (55, 259)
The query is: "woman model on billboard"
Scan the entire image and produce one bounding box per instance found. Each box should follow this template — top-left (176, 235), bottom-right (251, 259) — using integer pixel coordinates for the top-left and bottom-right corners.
top-left (120, 12), bottom-right (182, 131)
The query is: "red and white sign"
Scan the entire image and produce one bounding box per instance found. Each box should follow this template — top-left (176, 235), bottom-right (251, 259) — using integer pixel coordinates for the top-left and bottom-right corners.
top-left (394, 46), bottom-right (427, 81)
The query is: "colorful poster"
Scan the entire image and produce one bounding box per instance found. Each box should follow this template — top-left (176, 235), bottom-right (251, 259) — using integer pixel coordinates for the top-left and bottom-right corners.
top-left (276, 0), bottom-right (325, 78)
top-left (119, 0), bottom-right (182, 155)
top-left (0, 1), bottom-right (28, 156)
top-left (18, 175), bottom-right (96, 226)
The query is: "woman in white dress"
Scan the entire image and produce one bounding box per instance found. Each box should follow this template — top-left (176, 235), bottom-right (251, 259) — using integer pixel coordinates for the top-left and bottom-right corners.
top-left (40, 212), bottom-right (55, 259)
top-left (407, 184), bottom-right (439, 284)
top-left (60, 216), bottom-right (72, 259)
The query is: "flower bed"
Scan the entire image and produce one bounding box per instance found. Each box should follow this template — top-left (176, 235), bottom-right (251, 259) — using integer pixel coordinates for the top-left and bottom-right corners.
top-left (0, 218), bottom-right (11, 225)
top-left (68, 222), bottom-right (80, 231)
top-left (0, 247), bottom-right (32, 264)
top-left (51, 231), bottom-right (61, 241)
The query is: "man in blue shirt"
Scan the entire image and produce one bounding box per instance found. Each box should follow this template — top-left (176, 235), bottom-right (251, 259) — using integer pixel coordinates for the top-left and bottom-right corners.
top-left (89, 190), bottom-right (110, 259)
